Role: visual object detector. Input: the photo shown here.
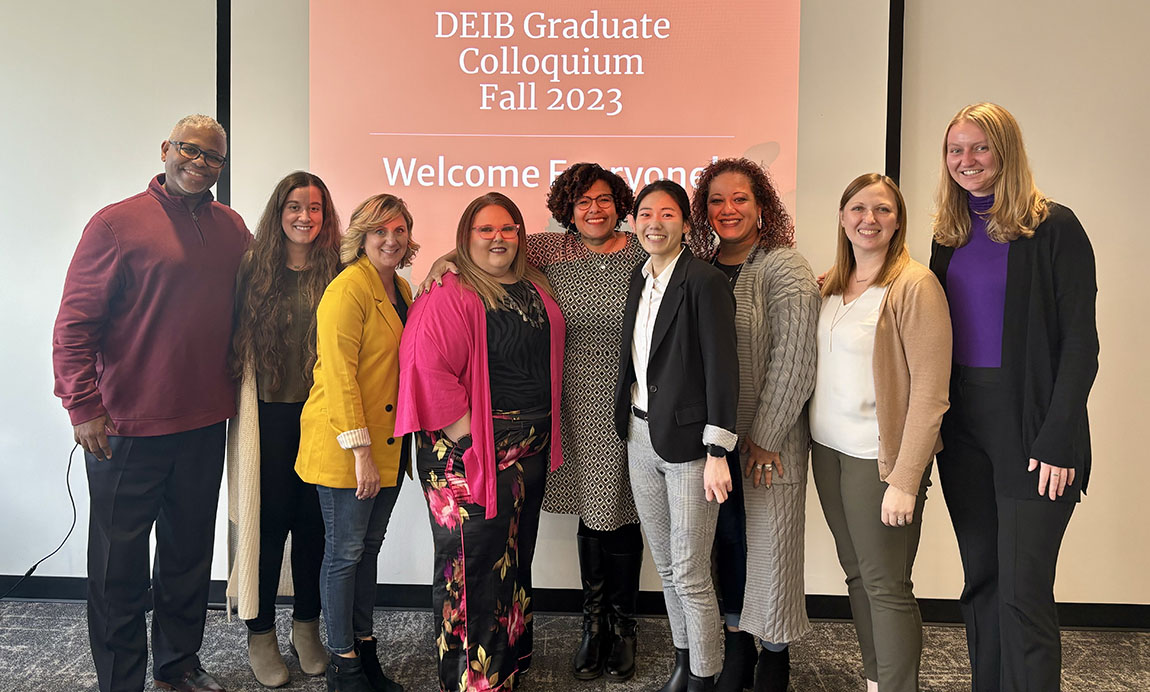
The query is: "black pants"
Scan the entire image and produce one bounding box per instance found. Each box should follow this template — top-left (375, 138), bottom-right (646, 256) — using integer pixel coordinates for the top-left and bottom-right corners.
top-left (713, 447), bottom-right (747, 618)
top-left (937, 367), bottom-right (1075, 692)
top-left (246, 401), bottom-right (325, 633)
top-left (85, 423), bottom-right (226, 692)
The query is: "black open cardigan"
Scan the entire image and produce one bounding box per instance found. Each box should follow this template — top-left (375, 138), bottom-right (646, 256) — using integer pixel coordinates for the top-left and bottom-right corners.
top-left (930, 202), bottom-right (1099, 499)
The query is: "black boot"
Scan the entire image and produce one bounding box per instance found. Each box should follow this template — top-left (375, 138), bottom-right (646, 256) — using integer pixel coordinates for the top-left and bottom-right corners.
top-left (753, 646), bottom-right (789, 692)
top-left (603, 548), bottom-right (642, 680)
top-left (715, 629), bottom-right (756, 691)
top-left (572, 535), bottom-right (608, 680)
top-left (356, 639), bottom-right (403, 692)
top-left (658, 647), bottom-right (691, 692)
top-left (688, 671), bottom-right (717, 692)
top-left (326, 653), bottom-right (373, 692)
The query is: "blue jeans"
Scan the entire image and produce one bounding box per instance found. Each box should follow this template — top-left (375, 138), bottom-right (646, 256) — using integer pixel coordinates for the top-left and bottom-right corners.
top-left (316, 477), bottom-right (403, 654)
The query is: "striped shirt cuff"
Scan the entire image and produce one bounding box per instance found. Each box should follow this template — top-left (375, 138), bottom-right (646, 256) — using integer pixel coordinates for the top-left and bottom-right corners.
top-left (702, 425), bottom-right (737, 452)
top-left (337, 428), bottom-right (371, 450)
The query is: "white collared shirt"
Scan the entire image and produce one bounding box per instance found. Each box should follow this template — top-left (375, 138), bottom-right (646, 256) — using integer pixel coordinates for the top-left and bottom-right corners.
top-left (630, 248), bottom-right (685, 412)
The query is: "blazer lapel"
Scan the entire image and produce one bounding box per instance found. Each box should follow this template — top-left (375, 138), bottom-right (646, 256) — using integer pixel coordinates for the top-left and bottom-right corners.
top-left (359, 257), bottom-right (406, 338)
top-left (648, 251), bottom-right (689, 357)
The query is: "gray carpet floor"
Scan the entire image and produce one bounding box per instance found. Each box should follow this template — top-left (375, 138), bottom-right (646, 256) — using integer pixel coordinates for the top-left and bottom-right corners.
top-left (0, 601), bottom-right (1146, 691)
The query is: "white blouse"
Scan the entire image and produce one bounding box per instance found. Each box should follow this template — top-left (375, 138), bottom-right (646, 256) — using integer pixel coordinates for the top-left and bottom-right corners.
top-left (809, 285), bottom-right (887, 459)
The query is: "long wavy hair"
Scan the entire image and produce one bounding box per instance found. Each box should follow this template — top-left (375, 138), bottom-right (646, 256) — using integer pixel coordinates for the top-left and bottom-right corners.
top-left (454, 192), bottom-right (553, 309)
top-left (229, 171), bottom-right (341, 390)
top-left (822, 173), bottom-right (910, 297)
top-left (688, 157), bottom-right (794, 260)
top-left (932, 102), bottom-right (1049, 247)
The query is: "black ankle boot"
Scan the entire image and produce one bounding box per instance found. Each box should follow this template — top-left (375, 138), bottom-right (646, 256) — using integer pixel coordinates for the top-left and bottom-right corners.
top-left (753, 646), bottom-right (789, 692)
top-left (658, 647), bottom-right (691, 692)
top-left (688, 671), bottom-right (717, 692)
top-left (715, 630), bottom-right (756, 691)
top-left (326, 653), bottom-right (373, 692)
top-left (572, 535), bottom-right (608, 680)
top-left (603, 548), bottom-right (642, 680)
top-left (356, 639), bottom-right (403, 692)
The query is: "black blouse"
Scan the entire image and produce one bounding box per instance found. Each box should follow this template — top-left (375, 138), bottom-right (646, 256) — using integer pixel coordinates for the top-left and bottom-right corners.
top-left (486, 281), bottom-right (550, 412)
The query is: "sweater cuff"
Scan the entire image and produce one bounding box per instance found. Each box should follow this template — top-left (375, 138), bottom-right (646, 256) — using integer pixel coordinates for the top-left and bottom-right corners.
top-left (337, 428), bottom-right (371, 450)
top-left (702, 425), bottom-right (737, 452)
top-left (68, 401), bottom-right (109, 427)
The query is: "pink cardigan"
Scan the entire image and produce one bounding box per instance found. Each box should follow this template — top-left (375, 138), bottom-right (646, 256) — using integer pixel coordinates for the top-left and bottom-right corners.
top-left (396, 273), bottom-right (566, 518)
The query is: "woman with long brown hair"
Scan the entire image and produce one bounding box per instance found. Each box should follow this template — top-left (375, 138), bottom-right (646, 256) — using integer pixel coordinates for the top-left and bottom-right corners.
top-left (810, 174), bottom-right (951, 692)
top-left (226, 171), bottom-right (341, 687)
top-left (397, 192), bottom-right (566, 691)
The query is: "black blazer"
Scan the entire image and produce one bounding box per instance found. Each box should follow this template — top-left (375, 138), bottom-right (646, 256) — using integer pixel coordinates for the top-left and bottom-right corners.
top-left (613, 250), bottom-right (738, 462)
top-left (931, 203), bottom-right (1098, 499)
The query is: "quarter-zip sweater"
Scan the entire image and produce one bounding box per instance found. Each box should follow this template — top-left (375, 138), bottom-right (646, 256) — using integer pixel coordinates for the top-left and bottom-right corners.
top-left (53, 175), bottom-right (250, 435)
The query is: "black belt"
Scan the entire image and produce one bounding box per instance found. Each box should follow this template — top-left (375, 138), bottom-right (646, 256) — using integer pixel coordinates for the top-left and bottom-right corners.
top-left (631, 405), bottom-right (648, 420)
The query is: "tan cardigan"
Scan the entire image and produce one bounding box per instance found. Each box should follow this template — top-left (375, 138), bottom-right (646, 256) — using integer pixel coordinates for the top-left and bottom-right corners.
top-left (873, 258), bottom-right (953, 495)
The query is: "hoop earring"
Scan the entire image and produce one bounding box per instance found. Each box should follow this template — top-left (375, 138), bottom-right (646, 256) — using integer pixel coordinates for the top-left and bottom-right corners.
top-left (757, 216), bottom-right (764, 230)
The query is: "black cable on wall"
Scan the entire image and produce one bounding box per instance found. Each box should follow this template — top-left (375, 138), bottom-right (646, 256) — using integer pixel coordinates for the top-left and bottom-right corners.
top-left (216, 0), bottom-right (231, 206)
top-left (886, 0), bottom-right (905, 184)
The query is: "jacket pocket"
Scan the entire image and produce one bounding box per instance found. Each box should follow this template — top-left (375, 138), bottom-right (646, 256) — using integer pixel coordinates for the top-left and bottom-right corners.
top-left (675, 403), bottom-right (706, 426)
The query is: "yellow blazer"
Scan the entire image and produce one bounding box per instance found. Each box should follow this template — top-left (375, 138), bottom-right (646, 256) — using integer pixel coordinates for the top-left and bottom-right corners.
top-left (296, 256), bottom-right (413, 488)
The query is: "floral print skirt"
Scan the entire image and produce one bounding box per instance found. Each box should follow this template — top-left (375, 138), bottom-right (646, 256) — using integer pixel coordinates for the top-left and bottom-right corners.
top-left (417, 415), bottom-right (550, 692)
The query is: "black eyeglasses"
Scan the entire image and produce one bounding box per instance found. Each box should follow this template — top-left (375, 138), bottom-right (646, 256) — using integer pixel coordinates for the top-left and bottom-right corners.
top-left (471, 224), bottom-right (520, 240)
top-left (168, 140), bottom-right (227, 169)
top-left (574, 194), bottom-right (615, 211)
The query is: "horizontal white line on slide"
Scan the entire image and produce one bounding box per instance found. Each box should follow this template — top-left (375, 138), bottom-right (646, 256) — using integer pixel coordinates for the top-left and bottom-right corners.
top-left (368, 132), bottom-right (735, 138)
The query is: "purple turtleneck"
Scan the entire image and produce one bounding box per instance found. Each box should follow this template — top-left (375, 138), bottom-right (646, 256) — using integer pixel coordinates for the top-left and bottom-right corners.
top-left (947, 193), bottom-right (1008, 367)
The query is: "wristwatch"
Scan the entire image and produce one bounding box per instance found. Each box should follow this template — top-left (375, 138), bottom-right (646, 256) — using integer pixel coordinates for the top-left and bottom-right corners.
top-left (707, 444), bottom-right (727, 458)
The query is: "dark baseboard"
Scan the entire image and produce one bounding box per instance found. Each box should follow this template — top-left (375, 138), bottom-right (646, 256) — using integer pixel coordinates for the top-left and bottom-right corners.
top-left (3, 575), bottom-right (1147, 631)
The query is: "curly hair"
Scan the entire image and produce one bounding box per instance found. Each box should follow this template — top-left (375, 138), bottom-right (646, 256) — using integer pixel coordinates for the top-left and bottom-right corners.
top-left (688, 157), bottom-right (794, 260)
top-left (545, 162), bottom-right (635, 234)
top-left (229, 172), bottom-right (341, 390)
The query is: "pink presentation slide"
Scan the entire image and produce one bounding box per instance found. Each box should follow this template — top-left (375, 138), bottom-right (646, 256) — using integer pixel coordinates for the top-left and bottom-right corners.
top-left (310, 1), bottom-right (800, 277)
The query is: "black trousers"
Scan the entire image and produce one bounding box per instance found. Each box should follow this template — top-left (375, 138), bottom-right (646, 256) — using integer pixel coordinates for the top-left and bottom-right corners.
top-left (937, 367), bottom-right (1075, 692)
top-left (85, 422), bottom-right (226, 692)
top-left (713, 447), bottom-right (746, 617)
top-left (246, 401), bottom-right (325, 633)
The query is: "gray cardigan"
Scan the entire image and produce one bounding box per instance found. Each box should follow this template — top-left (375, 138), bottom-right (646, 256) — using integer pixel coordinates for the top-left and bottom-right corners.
top-left (732, 246), bottom-right (820, 482)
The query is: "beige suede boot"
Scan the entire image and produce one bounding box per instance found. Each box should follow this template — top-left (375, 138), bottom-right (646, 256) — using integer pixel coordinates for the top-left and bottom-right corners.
top-left (247, 629), bottom-right (290, 688)
top-left (291, 618), bottom-right (328, 676)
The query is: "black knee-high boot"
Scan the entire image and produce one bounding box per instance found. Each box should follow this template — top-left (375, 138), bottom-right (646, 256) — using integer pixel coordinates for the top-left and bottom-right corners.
top-left (603, 547), bottom-right (642, 680)
top-left (572, 535), bottom-right (609, 679)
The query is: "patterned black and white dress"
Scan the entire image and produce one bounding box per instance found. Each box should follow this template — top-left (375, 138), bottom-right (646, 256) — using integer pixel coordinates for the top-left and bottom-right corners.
top-left (526, 231), bottom-right (647, 530)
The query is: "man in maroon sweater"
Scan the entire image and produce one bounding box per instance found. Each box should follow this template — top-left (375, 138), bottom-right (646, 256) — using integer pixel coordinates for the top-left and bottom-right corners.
top-left (53, 114), bottom-right (250, 692)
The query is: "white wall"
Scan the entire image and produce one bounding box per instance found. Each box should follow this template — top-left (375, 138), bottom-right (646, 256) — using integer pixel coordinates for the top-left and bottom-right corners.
top-left (897, 0), bottom-right (1150, 604)
top-left (3, 0), bottom-right (1146, 608)
top-left (0, 0), bottom-right (219, 580)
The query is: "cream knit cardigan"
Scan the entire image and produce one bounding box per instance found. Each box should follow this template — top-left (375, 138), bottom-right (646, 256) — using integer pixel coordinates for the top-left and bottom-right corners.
top-left (224, 361), bottom-right (293, 620)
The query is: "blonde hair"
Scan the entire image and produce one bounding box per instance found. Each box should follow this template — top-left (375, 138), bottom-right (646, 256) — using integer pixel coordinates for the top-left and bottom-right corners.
top-left (932, 102), bottom-right (1049, 247)
top-left (454, 192), bottom-right (552, 309)
top-left (340, 194), bottom-right (419, 267)
top-left (822, 173), bottom-right (909, 298)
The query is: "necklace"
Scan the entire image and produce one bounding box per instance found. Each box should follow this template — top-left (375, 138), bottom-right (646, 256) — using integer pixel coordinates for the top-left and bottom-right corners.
top-left (828, 295), bottom-right (861, 352)
top-left (288, 262), bottom-right (309, 271)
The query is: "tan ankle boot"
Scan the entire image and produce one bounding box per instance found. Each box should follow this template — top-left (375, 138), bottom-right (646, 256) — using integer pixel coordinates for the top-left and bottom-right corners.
top-left (291, 618), bottom-right (328, 676)
top-left (248, 629), bottom-right (289, 688)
